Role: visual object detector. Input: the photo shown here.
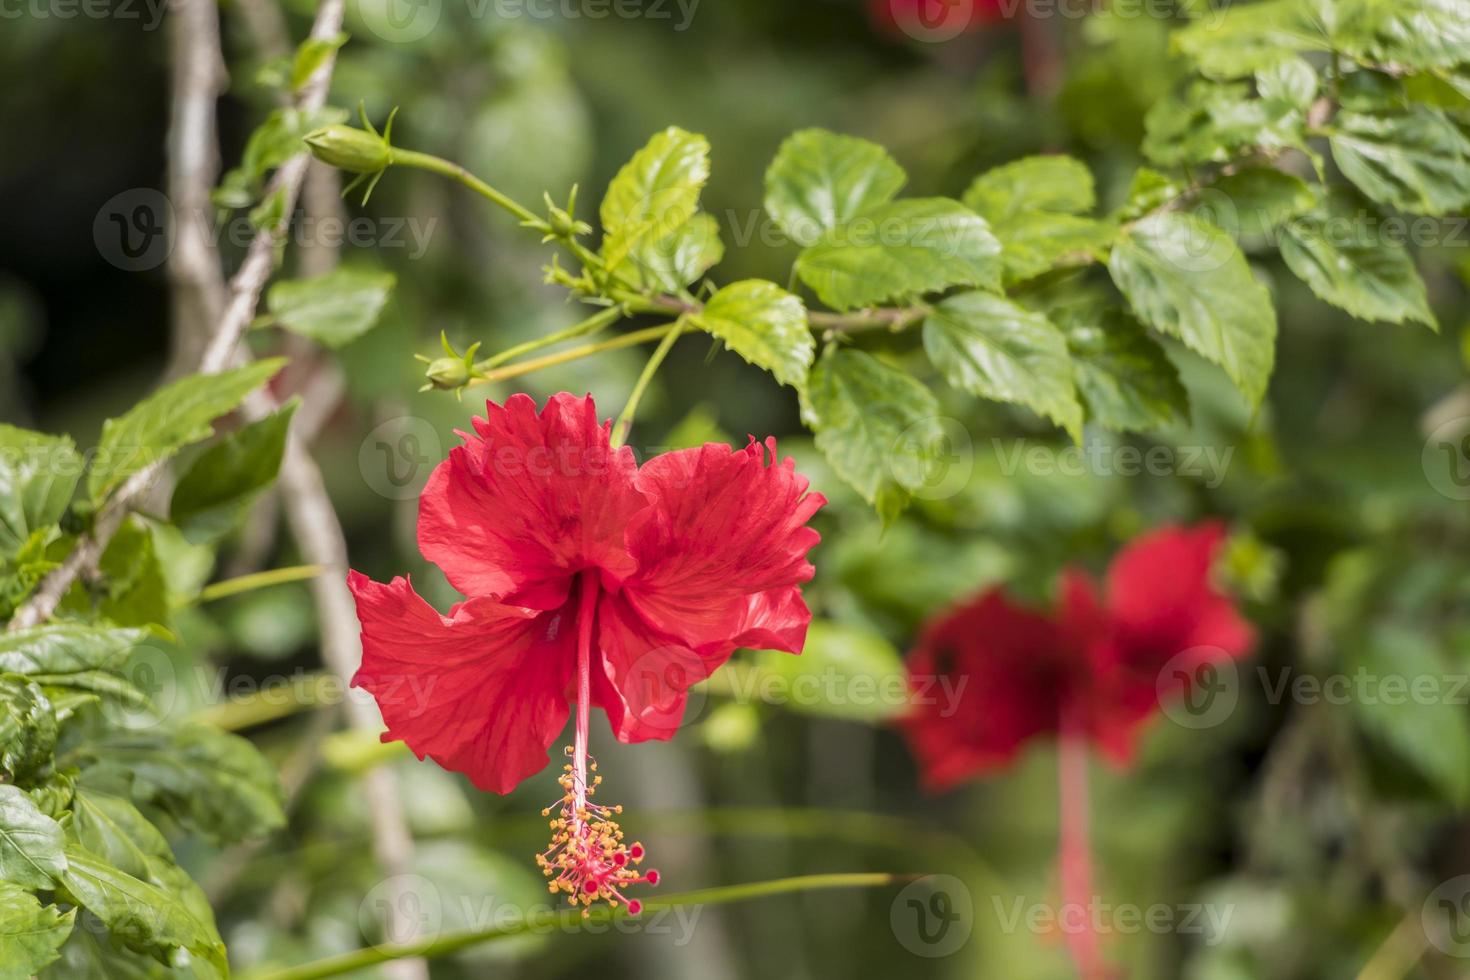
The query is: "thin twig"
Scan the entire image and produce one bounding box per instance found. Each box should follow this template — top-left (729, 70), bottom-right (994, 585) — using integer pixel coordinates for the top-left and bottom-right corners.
top-left (6, 0), bottom-right (346, 633)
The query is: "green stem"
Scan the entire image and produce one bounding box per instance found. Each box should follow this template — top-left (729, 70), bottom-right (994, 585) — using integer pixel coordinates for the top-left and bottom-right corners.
top-left (391, 148), bottom-right (606, 274)
top-left (192, 565), bottom-right (325, 605)
top-left (611, 317), bottom-right (687, 448)
top-left (466, 324), bottom-right (678, 390)
top-left (240, 873), bottom-right (912, 980)
top-left (478, 306), bottom-right (625, 371)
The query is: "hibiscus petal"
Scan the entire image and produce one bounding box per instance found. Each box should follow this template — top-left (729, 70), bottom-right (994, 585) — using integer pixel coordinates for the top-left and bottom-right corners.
top-left (417, 393), bottom-right (644, 607)
top-left (622, 438), bottom-right (824, 654)
top-left (594, 592), bottom-right (707, 743)
top-left (348, 571), bottom-right (575, 794)
top-left (1105, 522), bottom-right (1255, 670)
top-left (900, 590), bottom-right (1075, 791)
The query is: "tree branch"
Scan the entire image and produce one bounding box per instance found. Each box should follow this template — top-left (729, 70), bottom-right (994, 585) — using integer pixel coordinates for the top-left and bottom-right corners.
top-left (7, 0), bottom-right (346, 633)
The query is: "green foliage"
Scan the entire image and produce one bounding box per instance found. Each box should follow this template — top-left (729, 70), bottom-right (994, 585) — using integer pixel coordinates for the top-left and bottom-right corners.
top-left (796, 198), bottom-right (1002, 311)
top-left (58, 847), bottom-right (226, 975)
top-left (963, 155), bottom-right (1114, 283)
top-left (0, 675), bottom-right (56, 785)
top-left (80, 724), bottom-right (285, 844)
top-left (1109, 212), bottom-right (1278, 406)
top-left (744, 620), bottom-right (906, 723)
top-left (171, 401), bottom-right (299, 543)
top-left (0, 881), bottom-right (73, 980)
top-left (1053, 307), bottom-right (1190, 433)
top-left (1279, 187), bottom-right (1437, 327)
top-left (1328, 104), bottom-right (1470, 216)
top-left (0, 425), bottom-right (80, 555)
top-left (266, 268), bottom-right (395, 349)
top-left (802, 348), bottom-right (942, 521)
top-left (691, 281), bottom-right (812, 389)
top-left (88, 359), bottom-right (287, 503)
top-left (600, 126), bottom-right (711, 274)
top-left (923, 292), bottom-right (1083, 439)
top-left (764, 129), bottom-right (908, 247)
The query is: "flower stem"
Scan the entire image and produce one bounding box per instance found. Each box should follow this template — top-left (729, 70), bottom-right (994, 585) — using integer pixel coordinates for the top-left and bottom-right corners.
top-left (192, 564), bottom-right (325, 605)
top-left (611, 317), bottom-right (687, 449)
top-left (390, 147), bottom-right (606, 274)
top-left (466, 324), bottom-right (677, 389)
top-left (1058, 722), bottom-right (1107, 980)
top-left (480, 306), bottom-right (625, 371)
top-left (240, 873), bottom-right (913, 980)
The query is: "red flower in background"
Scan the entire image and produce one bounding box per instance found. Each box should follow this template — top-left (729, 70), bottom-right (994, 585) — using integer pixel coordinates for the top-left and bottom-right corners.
top-left (901, 523), bottom-right (1254, 791)
top-left (869, 0), bottom-right (1011, 41)
top-left (350, 393), bottom-right (824, 913)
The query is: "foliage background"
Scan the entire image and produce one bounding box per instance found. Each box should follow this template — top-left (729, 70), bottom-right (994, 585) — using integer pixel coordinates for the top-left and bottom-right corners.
top-left (4, 0), bottom-right (1470, 977)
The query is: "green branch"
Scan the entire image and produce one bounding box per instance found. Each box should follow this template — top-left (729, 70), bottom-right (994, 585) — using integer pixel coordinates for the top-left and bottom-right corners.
top-left (241, 872), bottom-right (913, 980)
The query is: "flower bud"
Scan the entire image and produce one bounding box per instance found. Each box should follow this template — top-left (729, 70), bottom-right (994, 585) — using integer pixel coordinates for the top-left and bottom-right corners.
top-left (304, 125), bottom-right (391, 174)
top-left (424, 356), bottom-right (471, 390)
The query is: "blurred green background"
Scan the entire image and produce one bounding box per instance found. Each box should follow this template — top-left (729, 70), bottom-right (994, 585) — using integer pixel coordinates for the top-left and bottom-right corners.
top-left (5, 0), bottom-right (1470, 977)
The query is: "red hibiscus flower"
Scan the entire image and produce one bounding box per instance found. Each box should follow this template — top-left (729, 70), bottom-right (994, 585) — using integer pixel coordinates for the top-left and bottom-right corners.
top-left (349, 392), bottom-right (824, 913)
top-left (869, 0), bottom-right (1011, 41)
top-left (901, 522), bottom-right (1254, 792)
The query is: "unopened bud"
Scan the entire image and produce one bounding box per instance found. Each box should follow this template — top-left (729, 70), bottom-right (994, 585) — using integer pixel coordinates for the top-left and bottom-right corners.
top-left (424, 356), bottom-right (471, 390)
top-left (304, 125), bottom-right (391, 174)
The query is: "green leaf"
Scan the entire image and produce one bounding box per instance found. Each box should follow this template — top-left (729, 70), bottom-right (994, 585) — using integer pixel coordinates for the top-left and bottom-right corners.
top-left (1143, 79), bottom-right (1306, 167)
top-left (963, 154), bottom-right (1095, 219)
top-left (88, 359), bottom-right (287, 503)
top-left (214, 106), bottom-right (347, 210)
top-left (1256, 56), bottom-right (1318, 108)
top-left (1174, 0), bottom-right (1331, 79)
top-left (0, 881), bottom-right (73, 980)
top-left (0, 784), bottom-right (67, 889)
top-left (81, 723), bottom-right (285, 844)
top-left (1054, 306), bottom-right (1190, 432)
top-left (962, 156), bottom-right (1111, 282)
top-left (45, 923), bottom-right (174, 979)
top-left (68, 790), bottom-right (173, 881)
top-left (266, 267), bottom-right (395, 349)
top-left (0, 625), bottom-right (147, 677)
top-left (57, 847), bottom-right (225, 975)
top-left (171, 401), bottom-right (298, 544)
top-left (1331, 0), bottom-right (1470, 71)
top-left (922, 292), bottom-right (1083, 438)
top-left (600, 127), bottom-right (710, 272)
top-left (0, 426), bottom-right (81, 556)
top-left (1279, 187), bottom-right (1437, 328)
top-left (0, 676), bottom-right (56, 785)
top-left (0, 529), bottom-right (60, 620)
top-left (747, 620), bottom-right (906, 723)
top-left (1204, 168), bottom-right (1316, 237)
top-left (1330, 106), bottom-right (1470, 216)
top-left (764, 129), bottom-right (907, 247)
top-left (78, 520), bottom-right (170, 629)
top-left (801, 348), bottom-right (943, 519)
top-left (1347, 625), bottom-right (1470, 806)
top-left (1109, 211), bottom-right (1277, 406)
top-left (796, 199), bottom-right (1002, 311)
top-left (691, 281), bottom-right (813, 389)
top-left (290, 32), bottom-right (346, 91)
top-left (627, 212), bottom-right (724, 293)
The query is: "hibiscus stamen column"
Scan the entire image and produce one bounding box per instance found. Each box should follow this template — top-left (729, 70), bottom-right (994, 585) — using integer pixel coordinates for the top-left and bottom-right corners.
top-left (538, 569), bottom-right (659, 915)
top-left (1058, 704), bottom-right (1106, 980)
